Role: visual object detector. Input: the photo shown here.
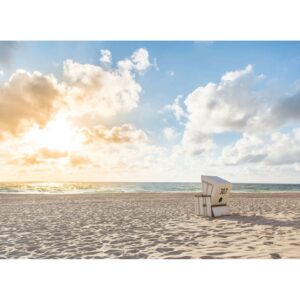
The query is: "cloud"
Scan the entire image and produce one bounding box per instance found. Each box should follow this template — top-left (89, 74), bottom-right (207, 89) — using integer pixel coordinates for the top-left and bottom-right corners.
top-left (271, 92), bottom-right (300, 124)
top-left (167, 64), bottom-right (300, 157)
top-left (220, 134), bottom-right (267, 165)
top-left (14, 148), bottom-right (68, 166)
top-left (0, 48), bottom-right (153, 144)
top-left (64, 48), bottom-right (153, 119)
top-left (117, 48), bottom-right (151, 73)
top-left (21, 153), bottom-right (42, 166)
top-left (267, 130), bottom-right (300, 165)
top-left (100, 49), bottom-right (112, 66)
top-left (165, 95), bottom-right (186, 121)
top-left (163, 127), bottom-right (178, 140)
top-left (69, 154), bottom-right (90, 167)
top-left (0, 47), bottom-right (178, 180)
top-left (131, 48), bottom-right (151, 71)
top-left (181, 130), bottom-right (216, 156)
top-left (0, 69), bottom-right (64, 139)
top-left (220, 129), bottom-right (300, 166)
top-left (63, 59), bottom-right (142, 117)
top-left (80, 138), bottom-right (167, 179)
top-left (0, 41), bottom-right (18, 68)
top-left (0, 70), bottom-right (3, 76)
top-left (184, 64), bottom-right (265, 136)
top-left (12, 147), bottom-right (90, 168)
top-left (38, 148), bottom-right (68, 159)
top-left (82, 123), bottom-right (148, 144)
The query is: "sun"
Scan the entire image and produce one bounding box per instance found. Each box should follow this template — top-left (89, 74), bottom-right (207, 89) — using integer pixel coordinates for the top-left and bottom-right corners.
top-left (26, 116), bottom-right (78, 151)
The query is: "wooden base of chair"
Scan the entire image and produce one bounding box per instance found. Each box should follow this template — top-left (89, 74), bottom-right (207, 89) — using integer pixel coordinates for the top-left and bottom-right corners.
top-left (195, 194), bottom-right (230, 217)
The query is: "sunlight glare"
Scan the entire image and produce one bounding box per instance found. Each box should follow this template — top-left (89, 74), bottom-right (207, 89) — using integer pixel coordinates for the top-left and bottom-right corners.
top-left (26, 117), bottom-right (78, 151)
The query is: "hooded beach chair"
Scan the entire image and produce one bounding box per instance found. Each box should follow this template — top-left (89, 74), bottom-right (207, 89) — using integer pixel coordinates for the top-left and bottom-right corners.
top-left (195, 175), bottom-right (232, 217)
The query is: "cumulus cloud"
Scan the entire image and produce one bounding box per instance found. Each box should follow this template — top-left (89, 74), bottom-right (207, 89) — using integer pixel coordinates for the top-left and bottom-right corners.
top-left (131, 48), bottom-right (151, 71)
top-left (0, 47), bottom-right (175, 180)
top-left (64, 48), bottom-right (153, 119)
top-left (165, 95), bottom-right (186, 121)
top-left (0, 48), bottom-right (153, 143)
top-left (100, 49), bottom-right (112, 66)
top-left (220, 129), bottom-right (300, 166)
top-left (220, 134), bottom-right (267, 165)
top-left (167, 64), bottom-right (300, 157)
top-left (63, 59), bottom-right (142, 117)
top-left (267, 130), bottom-right (300, 165)
top-left (82, 123), bottom-right (148, 144)
top-left (0, 70), bottom-right (64, 139)
top-left (184, 64), bottom-right (265, 136)
top-left (117, 48), bottom-right (151, 73)
top-left (181, 131), bottom-right (216, 156)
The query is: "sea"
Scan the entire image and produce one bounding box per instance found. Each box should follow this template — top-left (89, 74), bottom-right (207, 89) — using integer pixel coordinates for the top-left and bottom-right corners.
top-left (0, 182), bottom-right (300, 194)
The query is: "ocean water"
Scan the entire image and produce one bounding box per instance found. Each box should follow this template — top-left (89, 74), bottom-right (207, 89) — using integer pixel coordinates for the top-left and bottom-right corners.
top-left (0, 182), bottom-right (300, 194)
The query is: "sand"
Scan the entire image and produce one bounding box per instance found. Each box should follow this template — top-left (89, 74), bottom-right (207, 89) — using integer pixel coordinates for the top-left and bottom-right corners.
top-left (0, 192), bottom-right (299, 259)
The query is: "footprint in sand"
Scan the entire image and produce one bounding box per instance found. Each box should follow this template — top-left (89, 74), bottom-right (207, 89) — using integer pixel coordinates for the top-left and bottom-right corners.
top-left (120, 253), bottom-right (148, 259)
top-left (125, 249), bottom-right (139, 254)
top-left (155, 247), bottom-right (173, 253)
top-left (207, 251), bottom-right (227, 256)
top-left (165, 255), bottom-right (191, 259)
top-left (263, 240), bottom-right (274, 245)
top-left (270, 253), bottom-right (281, 259)
top-left (200, 255), bottom-right (216, 259)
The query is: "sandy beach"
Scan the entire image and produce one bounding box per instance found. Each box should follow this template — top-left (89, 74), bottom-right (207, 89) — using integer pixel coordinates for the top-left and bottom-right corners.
top-left (0, 192), bottom-right (299, 259)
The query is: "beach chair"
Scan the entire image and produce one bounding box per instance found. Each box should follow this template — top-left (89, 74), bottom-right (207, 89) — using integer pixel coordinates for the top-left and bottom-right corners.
top-left (195, 176), bottom-right (232, 217)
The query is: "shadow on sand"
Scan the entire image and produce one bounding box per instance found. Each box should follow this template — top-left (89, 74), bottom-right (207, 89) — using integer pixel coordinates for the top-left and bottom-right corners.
top-left (221, 213), bottom-right (300, 229)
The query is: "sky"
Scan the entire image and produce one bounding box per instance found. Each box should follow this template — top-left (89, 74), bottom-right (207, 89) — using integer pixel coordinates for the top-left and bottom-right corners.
top-left (0, 41), bottom-right (300, 183)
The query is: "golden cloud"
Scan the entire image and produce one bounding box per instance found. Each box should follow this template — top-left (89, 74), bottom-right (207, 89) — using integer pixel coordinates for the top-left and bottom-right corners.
top-left (21, 153), bottom-right (42, 166)
top-left (69, 154), bottom-right (90, 167)
top-left (11, 148), bottom-right (68, 166)
top-left (81, 123), bottom-right (148, 144)
top-left (0, 70), bottom-right (64, 139)
top-left (38, 148), bottom-right (68, 159)
top-left (0, 50), bottom-right (151, 142)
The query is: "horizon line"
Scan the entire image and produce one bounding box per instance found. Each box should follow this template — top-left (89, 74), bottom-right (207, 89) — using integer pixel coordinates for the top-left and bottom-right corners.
top-left (0, 181), bottom-right (300, 185)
